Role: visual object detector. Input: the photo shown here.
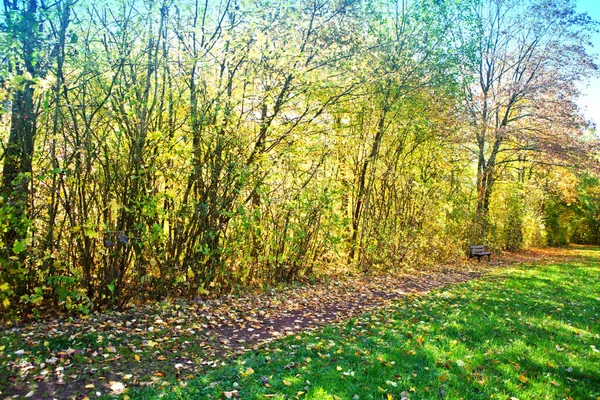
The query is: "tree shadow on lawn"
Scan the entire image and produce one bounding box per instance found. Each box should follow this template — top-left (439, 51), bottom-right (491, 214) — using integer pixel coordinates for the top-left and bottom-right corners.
top-left (131, 261), bottom-right (600, 399)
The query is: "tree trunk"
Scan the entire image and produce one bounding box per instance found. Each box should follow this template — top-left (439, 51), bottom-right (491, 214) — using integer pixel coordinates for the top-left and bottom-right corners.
top-left (348, 109), bottom-right (387, 264)
top-left (1, 82), bottom-right (36, 296)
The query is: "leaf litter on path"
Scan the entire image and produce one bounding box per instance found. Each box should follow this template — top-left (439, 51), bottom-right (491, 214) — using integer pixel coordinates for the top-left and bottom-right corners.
top-left (0, 248), bottom-right (575, 399)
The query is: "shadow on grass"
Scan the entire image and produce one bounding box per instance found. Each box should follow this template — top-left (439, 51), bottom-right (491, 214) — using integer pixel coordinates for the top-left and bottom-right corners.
top-left (128, 260), bottom-right (600, 400)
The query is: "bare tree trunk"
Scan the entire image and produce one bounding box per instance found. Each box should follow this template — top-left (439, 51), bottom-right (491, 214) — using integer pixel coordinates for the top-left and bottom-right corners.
top-left (46, 0), bottom-right (72, 305)
top-left (348, 108), bottom-right (388, 264)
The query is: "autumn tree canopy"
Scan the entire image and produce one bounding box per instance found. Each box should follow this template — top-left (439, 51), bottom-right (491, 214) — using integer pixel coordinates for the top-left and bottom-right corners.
top-left (0, 0), bottom-right (597, 314)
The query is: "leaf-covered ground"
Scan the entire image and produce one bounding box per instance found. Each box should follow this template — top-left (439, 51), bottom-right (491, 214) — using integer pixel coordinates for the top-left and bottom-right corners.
top-left (0, 247), bottom-right (593, 399)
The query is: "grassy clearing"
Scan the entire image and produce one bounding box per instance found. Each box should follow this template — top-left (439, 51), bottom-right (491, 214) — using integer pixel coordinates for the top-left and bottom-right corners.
top-left (129, 251), bottom-right (600, 399)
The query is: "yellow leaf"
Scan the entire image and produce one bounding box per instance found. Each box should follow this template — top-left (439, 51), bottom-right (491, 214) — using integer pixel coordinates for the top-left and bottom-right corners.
top-left (387, 394), bottom-right (393, 400)
top-left (134, 354), bottom-right (140, 362)
top-left (2, 299), bottom-right (9, 308)
top-left (336, 366), bottom-right (343, 371)
top-left (283, 379), bottom-right (291, 386)
top-left (84, 229), bottom-right (98, 239)
top-left (518, 375), bottom-right (528, 383)
top-left (85, 384), bottom-right (95, 389)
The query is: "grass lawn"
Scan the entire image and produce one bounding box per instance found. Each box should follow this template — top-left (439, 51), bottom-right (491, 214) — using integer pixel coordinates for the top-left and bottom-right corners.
top-left (128, 249), bottom-right (600, 400)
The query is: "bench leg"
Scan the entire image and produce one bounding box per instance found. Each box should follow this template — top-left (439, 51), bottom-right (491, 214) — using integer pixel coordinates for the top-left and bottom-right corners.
top-left (487, 254), bottom-right (491, 262)
top-left (477, 256), bottom-right (481, 263)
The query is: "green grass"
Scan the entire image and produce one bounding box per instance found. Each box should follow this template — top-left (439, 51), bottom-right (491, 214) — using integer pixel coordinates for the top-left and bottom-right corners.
top-left (128, 254), bottom-right (600, 399)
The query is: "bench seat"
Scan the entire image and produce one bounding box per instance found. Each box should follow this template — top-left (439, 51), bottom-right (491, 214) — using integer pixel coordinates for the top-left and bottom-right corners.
top-left (469, 245), bottom-right (491, 262)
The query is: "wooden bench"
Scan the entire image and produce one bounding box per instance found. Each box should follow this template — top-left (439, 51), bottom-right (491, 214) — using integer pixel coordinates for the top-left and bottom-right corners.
top-left (469, 245), bottom-right (492, 262)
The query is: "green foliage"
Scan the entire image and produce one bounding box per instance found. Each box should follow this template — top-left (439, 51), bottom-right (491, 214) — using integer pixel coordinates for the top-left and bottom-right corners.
top-left (543, 173), bottom-right (600, 247)
top-left (0, 0), bottom-right (597, 314)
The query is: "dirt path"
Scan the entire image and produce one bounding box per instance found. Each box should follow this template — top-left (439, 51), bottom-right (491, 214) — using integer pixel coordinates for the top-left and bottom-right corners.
top-left (211, 270), bottom-right (483, 352)
top-left (0, 247), bottom-right (580, 399)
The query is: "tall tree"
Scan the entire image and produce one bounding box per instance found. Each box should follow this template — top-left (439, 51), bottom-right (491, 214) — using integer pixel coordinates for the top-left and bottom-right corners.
top-left (0, 0), bottom-right (72, 298)
top-left (461, 0), bottom-right (598, 235)
top-left (346, 0), bottom-right (463, 265)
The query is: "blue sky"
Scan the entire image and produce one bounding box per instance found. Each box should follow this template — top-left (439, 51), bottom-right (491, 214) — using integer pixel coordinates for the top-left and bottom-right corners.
top-left (576, 0), bottom-right (600, 131)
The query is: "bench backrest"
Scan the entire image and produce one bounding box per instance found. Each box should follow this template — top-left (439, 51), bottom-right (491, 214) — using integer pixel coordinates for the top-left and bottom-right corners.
top-left (469, 245), bottom-right (485, 253)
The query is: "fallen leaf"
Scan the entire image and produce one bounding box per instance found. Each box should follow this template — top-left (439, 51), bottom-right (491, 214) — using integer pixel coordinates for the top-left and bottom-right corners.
top-left (283, 379), bottom-right (291, 386)
top-left (518, 375), bottom-right (528, 383)
top-left (110, 381), bottom-right (126, 394)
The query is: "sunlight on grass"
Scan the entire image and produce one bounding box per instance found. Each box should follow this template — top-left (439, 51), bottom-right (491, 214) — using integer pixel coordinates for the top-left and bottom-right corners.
top-left (308, 387), bottom-right (338, 400)
top-left (126, 258), bottom-right (600, 400)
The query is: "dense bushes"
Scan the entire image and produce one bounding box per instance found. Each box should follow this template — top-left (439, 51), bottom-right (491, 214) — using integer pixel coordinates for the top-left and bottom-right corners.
top-left (0, 0), bottom-right (597, 316)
